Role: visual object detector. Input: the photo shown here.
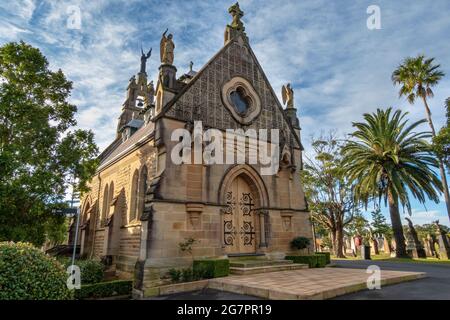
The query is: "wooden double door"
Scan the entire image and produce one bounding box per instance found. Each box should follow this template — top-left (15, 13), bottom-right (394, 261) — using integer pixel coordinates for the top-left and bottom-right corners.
top-left (223, 176), bottom-right (257, 254)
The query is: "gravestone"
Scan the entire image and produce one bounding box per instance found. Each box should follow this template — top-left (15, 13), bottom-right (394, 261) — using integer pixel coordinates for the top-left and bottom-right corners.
top-left (383, 236), bottom-right (391, 254)
top-left (423, 236), bottom-right (433, 257)
top-left (405, 217), bottom-right (426, 258)
top-left (434, 220), bottom-right (450, 260)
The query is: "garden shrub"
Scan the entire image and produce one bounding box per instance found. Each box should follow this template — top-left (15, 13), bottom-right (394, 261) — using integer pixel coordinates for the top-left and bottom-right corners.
top-left (315, 252), bottom-right (331, 264)
top-left (59, 257), bottom-right (104, 284)
top-left (193, 258), bottom-right (229, 279)
top-left (290, 237), bottom-right (311, 250)
top-left (181, 268), bottom-right (193, 282)
top-left (285, 254), bottom-right (327, 268)
top-left (74, 280), bottom-right (132, 300)
top-left (168, 268), bottom-right (182, 282)
top-left (0, 242), bottom-right (73, 300)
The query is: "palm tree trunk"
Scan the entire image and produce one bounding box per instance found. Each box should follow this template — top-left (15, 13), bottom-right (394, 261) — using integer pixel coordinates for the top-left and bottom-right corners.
top-left (387, 188), bottom-right (407, 257)
top-left (422, 96), bottom-right (450, 223)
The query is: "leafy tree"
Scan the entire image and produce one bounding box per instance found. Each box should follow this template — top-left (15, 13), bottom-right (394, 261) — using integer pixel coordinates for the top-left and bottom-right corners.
top-left (370, 207), bottom-right (391, 237)
top-left (302, 132), bottom-right (359, 258)
top-left (392, 55), bottom-right (450, 222)
top-left (343, 108), bottom-right (442, 257)
top-left (0, 41), bottom-right (98, 246)
top-left (433, 98), bottom-right (450, 172)
top-left (346, 212), bottom-right (369, 238)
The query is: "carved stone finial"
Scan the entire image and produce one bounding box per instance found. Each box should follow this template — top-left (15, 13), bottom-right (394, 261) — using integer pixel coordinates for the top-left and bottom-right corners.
top-left (228, 2), bottom-right (245, 32)
top-left (225, 2), bottom-right (247, 43)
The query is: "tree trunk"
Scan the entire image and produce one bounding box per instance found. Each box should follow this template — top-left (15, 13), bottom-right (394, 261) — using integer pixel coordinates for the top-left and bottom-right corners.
top-left (387, 188), bottom-right (407, 257)
top-left (335, 226), bottom-right (346, 258)
top-left (422, 96), bottom-right (450, 223)
top-left (330, 229), bottom-right (337, 256)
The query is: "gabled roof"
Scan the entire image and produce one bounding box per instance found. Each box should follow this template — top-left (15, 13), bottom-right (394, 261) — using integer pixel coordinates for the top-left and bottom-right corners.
top-left (154, 35), bottom-right (303, 150)
top-left (98, 121), bottom-right (154, 170)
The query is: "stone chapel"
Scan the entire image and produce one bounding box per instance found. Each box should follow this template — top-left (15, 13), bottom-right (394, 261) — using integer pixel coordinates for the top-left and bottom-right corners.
top-left (76, 3), bottom-right (313, 296)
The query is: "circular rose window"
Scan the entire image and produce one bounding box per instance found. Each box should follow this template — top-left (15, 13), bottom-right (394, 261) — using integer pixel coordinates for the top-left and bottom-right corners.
top-left (221, 77), bottom-right (261, 125)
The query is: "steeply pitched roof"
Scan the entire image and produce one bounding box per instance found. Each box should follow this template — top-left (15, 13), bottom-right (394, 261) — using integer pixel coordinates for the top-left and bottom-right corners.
top-left (155, 35), bottom-right (303, 150)
top-left (98, 121), bottom-right (154, 170)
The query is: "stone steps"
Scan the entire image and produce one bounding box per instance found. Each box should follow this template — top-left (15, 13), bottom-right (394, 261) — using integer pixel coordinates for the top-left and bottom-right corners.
top-left (229, 259), bottom-right (293, 268)
top-left (230, 263), bottom-right (308, 275)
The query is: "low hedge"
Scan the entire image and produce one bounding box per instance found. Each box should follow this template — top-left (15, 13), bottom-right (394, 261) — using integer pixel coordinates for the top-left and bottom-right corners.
top-left (74, 280), bottom-right (132, 300)
top-left (314, 252), bottom-right (331, 265)
top-left (193, 258), bottom-right (229, 279)
top-left (285, 254), bottom-right (327, 268)
top-left (59, 257), bottom-right (104, 284)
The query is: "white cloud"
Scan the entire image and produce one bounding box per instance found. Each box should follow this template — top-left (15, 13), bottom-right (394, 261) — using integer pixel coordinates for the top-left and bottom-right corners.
top-left (403, 209), bottom-right (449, 227)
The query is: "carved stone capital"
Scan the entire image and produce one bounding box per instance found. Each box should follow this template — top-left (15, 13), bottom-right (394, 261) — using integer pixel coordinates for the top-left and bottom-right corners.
top-left (186, 203), bottom-right (204, 230)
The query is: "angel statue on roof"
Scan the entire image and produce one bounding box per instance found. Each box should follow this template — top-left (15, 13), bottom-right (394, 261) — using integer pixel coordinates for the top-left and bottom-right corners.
top-left (160, 28), bottom-right (175, 65)
top-left (282, 83), bottom-right (294, 109)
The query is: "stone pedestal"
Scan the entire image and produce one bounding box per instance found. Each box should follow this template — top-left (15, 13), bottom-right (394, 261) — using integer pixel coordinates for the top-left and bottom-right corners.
top-left (159, 64), bottom-right (177, 90)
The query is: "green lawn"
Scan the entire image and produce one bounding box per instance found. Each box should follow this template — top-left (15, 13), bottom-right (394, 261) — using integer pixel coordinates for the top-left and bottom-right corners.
top-left (332, 254), bottom-right (450, 265)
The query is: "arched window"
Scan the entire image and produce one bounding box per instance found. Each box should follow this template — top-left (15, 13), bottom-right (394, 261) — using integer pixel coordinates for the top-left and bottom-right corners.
top-left (129, 169), bottom-right (139, 222)
top-left (101, 184), bottom-right (109, 225)
top-left (82, 202), bottom-right (91, 224)
top-left (108, 182), bottom-right (115, 218)
top-left (137, 166), bottom-right (148, 219)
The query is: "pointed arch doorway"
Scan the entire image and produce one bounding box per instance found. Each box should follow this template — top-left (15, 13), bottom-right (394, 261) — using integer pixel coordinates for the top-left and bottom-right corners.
top-left (224, 176), bottom-right (258, 254)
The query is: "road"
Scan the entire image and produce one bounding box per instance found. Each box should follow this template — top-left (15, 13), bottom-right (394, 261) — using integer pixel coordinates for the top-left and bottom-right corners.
top-left (332, 259), bottom-right (450, 300)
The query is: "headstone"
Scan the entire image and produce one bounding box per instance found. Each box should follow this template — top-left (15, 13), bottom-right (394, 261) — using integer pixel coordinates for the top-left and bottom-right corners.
top-left (405, 217), bottom-right (426, 258)
top-left (423, 236), bottom-right (433, 257)
top-left (390, 239), bottom-right (397, 257)
top-left (383, 236), bottom-right (391, 254)
top-left (434, 220), bottom-right (450, 260)
top-left (370, 238), bottom-right (379, 255)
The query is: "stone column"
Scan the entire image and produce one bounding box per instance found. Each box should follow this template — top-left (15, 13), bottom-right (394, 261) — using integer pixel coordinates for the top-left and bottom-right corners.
top-left (258, 210), bottom-right (268, 248)
top-left (80, 228), bottom-right (86, 256)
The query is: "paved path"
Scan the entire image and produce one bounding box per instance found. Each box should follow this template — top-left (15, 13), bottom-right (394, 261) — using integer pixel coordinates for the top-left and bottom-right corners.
top-left (208, 267), bottom-right (423, 299)
top-left (332, 260), bottom-right (450, 300)
top-left (150, 267), bottom-right (424, 300)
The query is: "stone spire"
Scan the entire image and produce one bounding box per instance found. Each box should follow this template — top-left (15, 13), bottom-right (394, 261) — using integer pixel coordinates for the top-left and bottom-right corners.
top-left (224, 2), bottom-right (248, 44)
top-left (116, 49), bottom-right (155, 136)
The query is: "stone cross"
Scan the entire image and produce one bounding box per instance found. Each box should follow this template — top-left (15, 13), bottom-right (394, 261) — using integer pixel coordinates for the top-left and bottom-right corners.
top-left (228, 2), bottom-right (245, 32)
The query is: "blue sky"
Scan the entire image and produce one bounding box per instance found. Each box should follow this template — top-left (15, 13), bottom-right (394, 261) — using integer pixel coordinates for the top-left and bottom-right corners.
top-left (1, 0), bottom-right (449, 226)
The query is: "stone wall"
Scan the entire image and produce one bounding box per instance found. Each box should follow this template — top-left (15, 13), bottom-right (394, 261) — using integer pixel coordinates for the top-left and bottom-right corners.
top-left (79, 140), bottom-right (157, 275)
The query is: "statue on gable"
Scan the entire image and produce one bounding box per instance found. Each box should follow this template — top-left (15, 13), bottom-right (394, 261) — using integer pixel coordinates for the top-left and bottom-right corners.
top-left (282, 83), bottom-right (294, 108)
top-left (140, 47), bottom-right (152, 73)
top-left (160, 29), bottom-right (175, 65)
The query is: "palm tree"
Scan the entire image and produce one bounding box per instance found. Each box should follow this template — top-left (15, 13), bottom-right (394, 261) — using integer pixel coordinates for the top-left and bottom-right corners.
top-left (343, 108), bottom-right (442, 257)
top-left (392, 55), bottom-right (450, 222)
